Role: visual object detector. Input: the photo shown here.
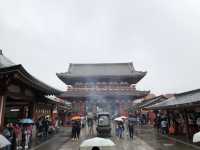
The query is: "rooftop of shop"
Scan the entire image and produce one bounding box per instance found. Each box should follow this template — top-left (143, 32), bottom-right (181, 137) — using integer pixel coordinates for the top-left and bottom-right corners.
top-left (0, 50), bottom-right (62, 95)
top-left (147, 89), bottom-right (200, 109)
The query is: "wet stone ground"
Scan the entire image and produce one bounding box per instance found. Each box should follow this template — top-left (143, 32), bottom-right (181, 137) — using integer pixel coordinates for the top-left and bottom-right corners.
top-left (33, 125), bottom-right (200, 150)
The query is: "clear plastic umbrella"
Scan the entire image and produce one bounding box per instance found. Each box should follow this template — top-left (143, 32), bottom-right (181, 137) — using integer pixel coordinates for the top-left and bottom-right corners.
top-left (80, 137), bottom-right (115, 148)
top-left (114, 117), bottom-right (123, 122)
top-left (120, 116), bottom-right (128, 119)
top-left (0, 134), bottom-right (11, 148)
top-left (193, 131), bottom-right (200, 143)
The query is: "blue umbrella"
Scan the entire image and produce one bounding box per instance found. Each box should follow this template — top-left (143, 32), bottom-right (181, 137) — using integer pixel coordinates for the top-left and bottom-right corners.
top-left (19, 118), bottom-right (34, 124)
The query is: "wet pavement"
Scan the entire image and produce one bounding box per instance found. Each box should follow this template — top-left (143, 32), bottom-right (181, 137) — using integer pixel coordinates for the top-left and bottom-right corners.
top-left (136, 125), bottom-right (200, 150)
top-left (30, 125), bottom-right (200, 150)
top-left (58, 125), bottom-right (200, 150)
top-left (31, 127), bottom-right (71, 150)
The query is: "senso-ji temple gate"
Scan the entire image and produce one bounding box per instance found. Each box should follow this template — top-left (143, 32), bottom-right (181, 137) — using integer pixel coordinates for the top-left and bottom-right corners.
top-left (57, 63), bottom-right (149, 117)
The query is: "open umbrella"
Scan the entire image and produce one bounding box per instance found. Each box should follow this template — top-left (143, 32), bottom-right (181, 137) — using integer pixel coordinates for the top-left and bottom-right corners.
top-left (80, 137), bottom-right (115, 148)
top-left (71, 116), bottom-right (81, 120)
top-left (87, 113), bottom-right (93, 119)
top-left (19, 118), bottom-right (34, 124)
top-left (0, 134), bottom-right (11, 148)
top-left (120, 116), bottom-right (127, 119)
top-left (193, 131), bottom-right (200, 143)
top-left (114, 117), bottom-right (123, 122)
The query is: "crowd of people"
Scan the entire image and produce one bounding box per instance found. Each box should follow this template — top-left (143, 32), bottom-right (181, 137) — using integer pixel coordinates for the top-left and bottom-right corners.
top-left (113, 112), bottom-right (152, 140)
top-left (35, 117), bottom-right (50, 139)
top-left (114, 115), bottom-right (138, 140)
top-left (71, 115), bottom-right (96, 140)
top-left (2, 123), bottom-right (33, 150)
top-left (2, 116), bottom-right (60, 150)
top-left (70, 113), bottom-right (149, 141)
top-left (154, 113), bottom-right (171, 135)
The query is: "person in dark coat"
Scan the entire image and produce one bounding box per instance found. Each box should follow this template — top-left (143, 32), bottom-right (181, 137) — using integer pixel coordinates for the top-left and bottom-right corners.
top-left (71, 121), bottom-right (76, 140)
top-left (128, 115), bottom-right (137, 140)
top-left (75, 120), bottom-right (81, 140)
top-left (42, 117), bottom-right (49, 138)
top-left (8, 123), bottom-right (16, 150)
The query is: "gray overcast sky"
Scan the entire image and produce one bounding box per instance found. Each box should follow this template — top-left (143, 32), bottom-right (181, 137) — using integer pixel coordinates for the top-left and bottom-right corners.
top-left (1, 0), bottom-right (200, 95)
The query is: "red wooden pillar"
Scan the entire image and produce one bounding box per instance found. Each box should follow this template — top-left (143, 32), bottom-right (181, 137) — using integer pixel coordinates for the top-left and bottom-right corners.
top-left (119, 100), bottom-right (124, 116)
top-left (52, 104), bottom-right (57, 127)
top-left (79, 100), bottom-right (85, 116)
top-left (80, 100), bottom-right (84, 116)
top-left (82, 101), bottom-right (86, 115)
top-left (92, 104), bottom-right (97, 114)
top-left (72, 100), bottom-right (76, 115)
top-left (0, 95), bottom-right (6, 132)
top-left (116, 100), bottom-right (120, 115)
top-left (121, 101), bottom-right (125, 116)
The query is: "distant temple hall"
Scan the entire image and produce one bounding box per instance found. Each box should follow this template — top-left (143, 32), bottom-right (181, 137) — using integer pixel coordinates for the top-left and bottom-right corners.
top-left (57, 63), bottom-right (149, 116)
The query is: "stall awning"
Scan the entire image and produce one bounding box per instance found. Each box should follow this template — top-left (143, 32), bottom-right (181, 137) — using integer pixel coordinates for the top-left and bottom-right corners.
top-left (147, 89), bottom-right (200, 110)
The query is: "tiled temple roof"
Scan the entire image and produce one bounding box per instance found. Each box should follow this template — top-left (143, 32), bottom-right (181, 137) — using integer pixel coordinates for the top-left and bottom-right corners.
top-left (57, 63), bottom-right (146, 85)
top-left (0, 50), bottom-right (61, 95)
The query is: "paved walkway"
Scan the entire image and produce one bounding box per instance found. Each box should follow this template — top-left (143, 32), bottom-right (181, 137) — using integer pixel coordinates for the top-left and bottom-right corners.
top-left (59, 125), bottom-right (200, 150)
top-left (31, 127), bottom-right (71, 150)
top-left (30, 125), bottom-right (200, 150)
top-left (136, 125), bottom-right (200, 150)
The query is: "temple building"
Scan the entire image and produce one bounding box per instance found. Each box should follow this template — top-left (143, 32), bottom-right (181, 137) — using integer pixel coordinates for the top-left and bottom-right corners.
top-left (57, 63), bottom-right (149, 117)
top-left (0, 50), bottom-right (69, 131)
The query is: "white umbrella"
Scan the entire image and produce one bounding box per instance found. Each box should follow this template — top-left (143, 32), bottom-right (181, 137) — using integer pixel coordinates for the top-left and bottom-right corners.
top-left (193, 131), bottom-right (200, 143)
top-left (120, 116), bottom-right (127, 119)
top-left (0, 134), bottom-right (11, 148)
top-left (80, 137), bottom-right (115, 148)
top-left (114, 117), bottom-right (123, 122)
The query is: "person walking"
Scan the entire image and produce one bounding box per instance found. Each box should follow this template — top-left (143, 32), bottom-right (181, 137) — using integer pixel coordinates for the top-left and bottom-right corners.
top-left (87, 118), bottom-right (94, 136)
top-left (118, 122), bottom-right (124, 139)
top-left (161, 119), bottom-right (168, 134)
top-left (115, 122), bottom-right (123, 139)
top-left (128, 115), bottom-right (137, 140)
top-left (75, 120), bottom-right (81, 140)
top-left (42, 117), bottom-right (49, 138)
top-left (13, 124), bottom-right (21, 150)
top-left (128, 119), bottom-right (134, 139)
top-left (8, 123), bottom-right (16, 150)
top-left (21, 125), bottom-right (28, 150)
top-left (3, 124), bottom-right (11, 150)
top-left (72, 120), bottom-right (81, 141)
top-left (71, 121), bottom-right (76, 141)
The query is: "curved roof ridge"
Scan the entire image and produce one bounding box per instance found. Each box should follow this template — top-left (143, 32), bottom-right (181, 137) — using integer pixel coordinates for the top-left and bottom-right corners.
top-left (0, 50), bottom-right (62, 95)
top-left (69, 62), bottom-right (133, 65)
top-left (0, 50), bottom-right (16, 68)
